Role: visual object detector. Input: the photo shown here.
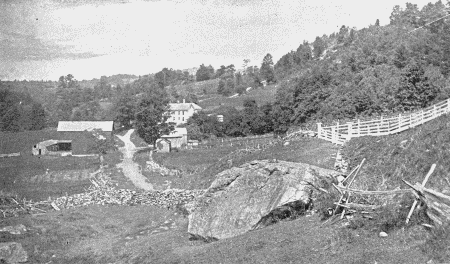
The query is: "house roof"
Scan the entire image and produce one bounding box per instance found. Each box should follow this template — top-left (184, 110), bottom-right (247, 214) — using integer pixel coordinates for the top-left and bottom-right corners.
top-left (168, 103), bottom-right (202, 111)
top-left (161, 127), bottom-right (187, 138)
top-left (57, 121), bottom-right (114, 132)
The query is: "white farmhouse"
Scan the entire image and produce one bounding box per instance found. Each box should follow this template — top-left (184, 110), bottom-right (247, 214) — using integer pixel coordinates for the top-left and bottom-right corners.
top-left (167, 99), bottom-right (202, 125)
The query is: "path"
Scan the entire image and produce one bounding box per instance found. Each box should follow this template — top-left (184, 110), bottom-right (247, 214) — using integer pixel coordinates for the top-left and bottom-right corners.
top-left (116, 129), bottom-right (154, 191)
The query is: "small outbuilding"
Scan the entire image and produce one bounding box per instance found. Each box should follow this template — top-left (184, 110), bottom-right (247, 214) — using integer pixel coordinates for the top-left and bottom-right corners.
top-left (32, 140), bottom-right (73, 156)
top-left (161, 127), bottom-right (188, 149)
top-left (156, 138), bottom-right (171, 153)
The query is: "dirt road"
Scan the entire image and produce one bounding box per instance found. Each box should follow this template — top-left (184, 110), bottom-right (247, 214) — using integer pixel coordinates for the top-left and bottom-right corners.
top-left (116, 129), bottom-right (154, 191)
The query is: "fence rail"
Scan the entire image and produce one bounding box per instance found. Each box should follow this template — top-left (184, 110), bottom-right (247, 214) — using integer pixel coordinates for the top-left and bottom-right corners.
top-left (318, 98), bottom-right (450, 145)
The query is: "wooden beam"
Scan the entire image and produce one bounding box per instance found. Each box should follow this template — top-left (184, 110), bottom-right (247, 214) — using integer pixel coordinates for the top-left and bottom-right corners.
top-left (405, 164), bottom-right (436, 224)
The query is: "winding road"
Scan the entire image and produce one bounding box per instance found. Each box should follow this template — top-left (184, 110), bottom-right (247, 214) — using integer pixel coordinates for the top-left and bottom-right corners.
top-left (116, 129), bottom-right (154, 191)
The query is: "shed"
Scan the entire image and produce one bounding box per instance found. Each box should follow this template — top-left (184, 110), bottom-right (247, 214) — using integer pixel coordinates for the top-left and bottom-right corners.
top-left (161, 127), bottom-right (187, 149)
top-left (32, 140), bottom-right (73, 156)
top-left (156, 138), bottom-right (171, 153)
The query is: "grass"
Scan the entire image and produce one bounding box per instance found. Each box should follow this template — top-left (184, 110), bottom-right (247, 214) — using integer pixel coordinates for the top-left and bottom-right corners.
top-left (134, 136), bottom-right (338, 190)
top-left (342, 114), bottom-right (450, 195)
top-left (321, 114), bottom-right (450, 235)
top-left (0, 130), bottom-right (128, 201)
top-left (0, 206), bottom-right (432, 263)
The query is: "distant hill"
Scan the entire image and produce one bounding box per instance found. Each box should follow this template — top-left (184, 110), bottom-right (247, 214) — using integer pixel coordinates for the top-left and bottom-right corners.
top-left (79, 74), bottom-right (138, 89)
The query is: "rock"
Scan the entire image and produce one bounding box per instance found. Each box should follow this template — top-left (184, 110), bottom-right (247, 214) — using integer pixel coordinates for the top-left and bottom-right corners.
top-left (0, 242), bottom-right (28, 263)
top-left (187, 160), bottom-right (339, 240)
top-left (0, 224), bottom-right (27, 235)
top-left (379, 231), bottom-right (388, 238)
top-left (283, 141), bottom-right (290, 146)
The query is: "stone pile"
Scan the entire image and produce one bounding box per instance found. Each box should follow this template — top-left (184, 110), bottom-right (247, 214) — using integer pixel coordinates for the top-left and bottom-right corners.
top-left (1, 173), bottom-right (204, 218)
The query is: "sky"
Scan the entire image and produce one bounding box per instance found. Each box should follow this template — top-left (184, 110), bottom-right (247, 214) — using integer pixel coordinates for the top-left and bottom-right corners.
top-left (0, 0), bottom-right (436, 81)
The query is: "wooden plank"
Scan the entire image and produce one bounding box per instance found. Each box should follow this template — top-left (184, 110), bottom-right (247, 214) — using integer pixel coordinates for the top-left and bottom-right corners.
top-left (333, 184), bottom-right (411, 195)
top-left (405, 164), bottom-right (436, 224)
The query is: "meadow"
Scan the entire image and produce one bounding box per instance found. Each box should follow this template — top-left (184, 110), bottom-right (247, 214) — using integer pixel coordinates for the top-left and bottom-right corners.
top-left (134, 136), bottom-right (338, 190)
top-left (0, 130), bottom-right (129, 201)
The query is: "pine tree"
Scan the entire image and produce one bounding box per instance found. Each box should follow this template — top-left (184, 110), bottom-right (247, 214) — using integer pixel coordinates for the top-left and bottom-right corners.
top-left (260, 53), bottom-right (276, 84)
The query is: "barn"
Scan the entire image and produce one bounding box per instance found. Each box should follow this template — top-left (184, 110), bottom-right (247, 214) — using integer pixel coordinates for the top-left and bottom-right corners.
top-left (32, 121), bottom-right (114, 156)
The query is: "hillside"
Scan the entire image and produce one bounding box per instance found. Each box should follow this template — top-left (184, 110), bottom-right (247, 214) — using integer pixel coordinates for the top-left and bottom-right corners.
top-left (343, 113), bottom-right (450, 194)
top-left (198, 84), bottom-right (277, 112)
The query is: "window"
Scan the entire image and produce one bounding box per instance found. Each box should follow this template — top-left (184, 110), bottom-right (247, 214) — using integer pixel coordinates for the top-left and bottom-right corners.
top-left (173, 117), bottom-right (175, 121)
top-left (178, 117), bottom-right (180, 120)
top-left (182, 117), bottom-right (184, 121)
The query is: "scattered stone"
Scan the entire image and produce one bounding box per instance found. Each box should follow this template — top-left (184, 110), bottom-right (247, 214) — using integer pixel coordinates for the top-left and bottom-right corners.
top-left (283, 141), bottom-right (290, 146)
top-left (379, 231), bottom-right (388, 238)
top-left (0, 242), bottom-right (28, 263)
top-left (0, 224), bottom-right (27, 235)
top-left (188, 160), bottom-right (339, 240)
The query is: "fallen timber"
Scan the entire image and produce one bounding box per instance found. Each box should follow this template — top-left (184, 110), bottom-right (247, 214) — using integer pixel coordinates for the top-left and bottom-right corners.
top-left (333, 184), bottom-right (411, 195)
top-left (403, 179), bottom-right (450, 226)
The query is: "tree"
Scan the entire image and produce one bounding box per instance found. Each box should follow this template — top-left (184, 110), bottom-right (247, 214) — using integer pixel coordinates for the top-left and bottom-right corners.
top-left (114, 93), bottom-right (136, 128)
top-left (260, 53), bottom-right (276, 83)
top-left (313, 36), bottom-right (326, 58)
top-left (196, 64), bottom-right (215, 82)
top-left (1, 104), bottom-right (21, 132)
top-left (94, 76), bottom-right (112, 99)
top-left (30, 103), bottom-right (46, 130)
top-left (135, 85), bottom-right (174, 146)
top-left (394, 62), bottom-right (439, 111)
top-left (375, 19), bottom-right (380, 26)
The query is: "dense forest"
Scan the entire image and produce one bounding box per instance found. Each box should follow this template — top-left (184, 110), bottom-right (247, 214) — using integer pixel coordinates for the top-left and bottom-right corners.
top-left (1, 1), bottom-right (450, 142)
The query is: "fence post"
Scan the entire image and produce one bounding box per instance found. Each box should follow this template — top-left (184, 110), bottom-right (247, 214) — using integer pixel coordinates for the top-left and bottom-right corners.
top-left (447, 98), bottom-right (450, 113)
top-left (433, 104), bottom-right (437, 118)
top-left (398, 113), bottom-right (402, 129)
top-left (357, 119), bottom-right (360, 136)
top-left (347, 122), bottom-right (352, 140)
top-left (317, 123), bottom-right (322, 139)
top-left (331, 127), bottom-right (336, 144)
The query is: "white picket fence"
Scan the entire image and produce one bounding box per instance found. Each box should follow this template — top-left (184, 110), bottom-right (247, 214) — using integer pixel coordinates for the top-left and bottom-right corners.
top-left (318, 98), bottom-right (450, 145)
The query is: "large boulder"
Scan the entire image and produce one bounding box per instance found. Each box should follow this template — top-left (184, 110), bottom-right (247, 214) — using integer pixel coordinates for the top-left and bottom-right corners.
top-left (187, 160), bottom-right (339, 240)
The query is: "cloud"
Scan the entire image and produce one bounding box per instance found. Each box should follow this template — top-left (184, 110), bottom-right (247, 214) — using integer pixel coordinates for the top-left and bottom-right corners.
top-left (0, 31), bottom-right (104, 62)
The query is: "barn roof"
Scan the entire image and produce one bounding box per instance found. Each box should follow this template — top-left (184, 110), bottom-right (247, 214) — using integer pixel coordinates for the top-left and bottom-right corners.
top-left (57, 121), bottom-right (114, 132)
top-left (168, 103), bottom-right (202, 111)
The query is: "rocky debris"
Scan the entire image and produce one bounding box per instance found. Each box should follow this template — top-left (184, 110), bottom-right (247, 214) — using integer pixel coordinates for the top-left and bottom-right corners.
top-left (145, 151), bottom-right (181, 176)
top-left (0, 242), bottom-right (28, 263)
top-left (334, 147), bottom-right (348, 173)
top-left (187, 160), bottom-right (339, 240)
top-left (284, 130), bottom-right (317, 141)
top-left (1, 172), bottom-right (204, 218)
top-left (0, 224), bottom-right (27, 235)
top-left (145, 160), bottom-right (180, 177)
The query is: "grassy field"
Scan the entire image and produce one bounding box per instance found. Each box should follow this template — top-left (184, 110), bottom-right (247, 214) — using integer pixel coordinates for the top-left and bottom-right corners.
top-left (0, 130), bottom-right (131, 201)
top-left (198, 85), bottom-right (278, 112)
top-left (134, 136), bottom-right (338, 190)
top-left (0, 205), bottom-right (434, 263)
